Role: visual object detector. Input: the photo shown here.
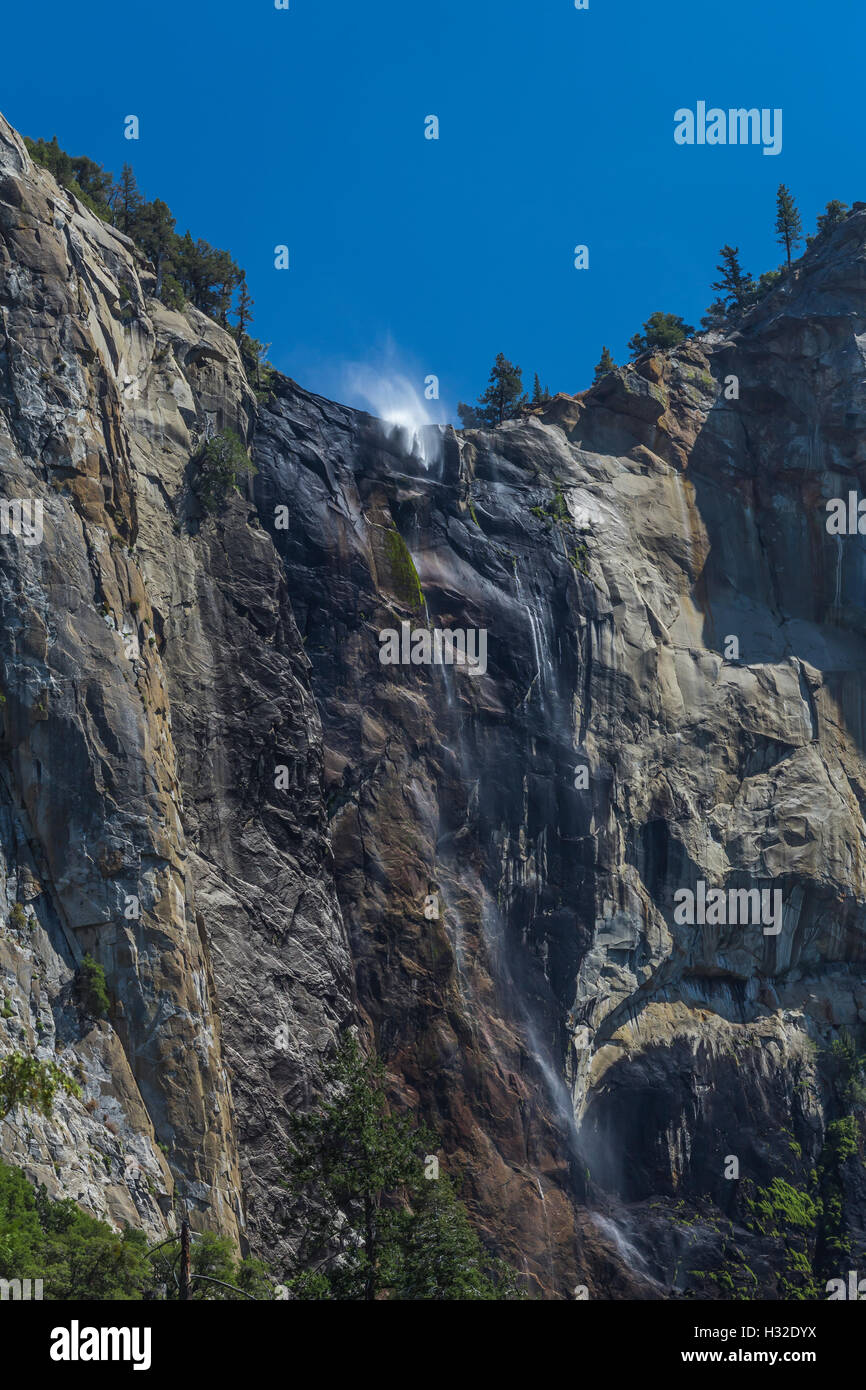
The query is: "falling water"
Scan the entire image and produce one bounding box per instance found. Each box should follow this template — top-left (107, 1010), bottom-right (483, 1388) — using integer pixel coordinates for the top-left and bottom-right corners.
top-left (514, 563), bottom-right (552, 712)
top-left (479, 895), bottom-right (581, 1149)
top-left (396, 442), bottom-right (579, 1281)
top-left (438, 886), bottom-right (472, 1003)
top-left (344, 364), bottom-right (445, 470)
top-left (590, 1212), bottom-right (660, 1285)
top-left (394, 420), bottom-right (446, 472)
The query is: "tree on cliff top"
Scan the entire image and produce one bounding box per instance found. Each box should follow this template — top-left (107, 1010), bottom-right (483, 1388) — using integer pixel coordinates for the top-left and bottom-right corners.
top-left (283, 1034), bottom-right (524, 1299)
top-left (24, 136), bottom-right (246, 337)
top-left (816, 199), bottom-right (849, 236)
top-left (111, 163), bottom-right (144, 236)
top-left (775, 184), bottom-right (804, 267)
top-left (709, 244), bottom-right (756, 317)
top-left (23, 135), bottom-right (114, 218)
top-left (593, 346), bottom-right (616, 382)
top-left (458, 353), bottom-right (527, 429)
top-left (627, 312), bottom-right (694, 357)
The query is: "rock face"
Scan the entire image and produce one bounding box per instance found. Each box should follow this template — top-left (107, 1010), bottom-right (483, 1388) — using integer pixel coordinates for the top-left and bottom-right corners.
top-left (251, 226), bottom-right (866, 1295)
top-left (0, 114), bottom-right (354, 1258)
top-left (1, 108), bottom-right (865, 1298)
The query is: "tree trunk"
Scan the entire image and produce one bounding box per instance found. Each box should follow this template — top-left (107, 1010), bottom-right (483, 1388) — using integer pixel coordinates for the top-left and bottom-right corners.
top-left (180, 1220), bottom-right (191, 1301)
top-left (364, 1196), bottom-right (377, 1301)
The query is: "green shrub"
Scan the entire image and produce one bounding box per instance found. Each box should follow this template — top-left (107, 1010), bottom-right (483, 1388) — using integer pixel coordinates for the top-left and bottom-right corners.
top-left (628, 311), bottom-right (694, 355)
top-left (0, 1159), bottom-right (149, 1299)
top-left (0, 1053), bottom-right (81, 1119)
top-left (23, 136), bottom-right (114, 220)
top-left (0, 1159), bottom-right (274, 1299)
top-left (9, 902), bottom-right (27, 931)
top-left (194, 429), bottom-right (256, 514)
top-left (567, 541), bottom-right (590, 575)
top-left (744, 1177), bottom-right (821, 1299)
top-left (77, 954), bottom-right (110, 1018)
top-left (817, 1117), bottom-right (860, 1262)
top-left (826, 1029), bottom-right (866, 1108)
top-left (825, 1115), bottom-right (858, 1163)
top-left (148, 1230), bottom-right (273, 1301)
top-left (756, 267), bottom-right (784, 299)
top-left (746, 1177), bottom-right (820, 1237)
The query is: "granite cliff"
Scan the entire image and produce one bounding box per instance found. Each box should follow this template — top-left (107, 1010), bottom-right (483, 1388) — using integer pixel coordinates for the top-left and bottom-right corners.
top-left (1, 110), bottom-right (865, 1298)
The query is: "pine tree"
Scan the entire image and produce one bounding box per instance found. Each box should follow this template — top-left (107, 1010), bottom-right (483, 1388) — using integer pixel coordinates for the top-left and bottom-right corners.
top-left (22, 132), bottom-right (256, 346)
top-left (593, 346), bottom-right (616, 382)
top-left (132, 198), bottom-right (175, 295)
top-left (0, 1159), bottom-right (269, 1300)
top-left (172, 234), bottom-right (240, 318)
top-left (456, 401), bottom-right (481, 428)
top-left (283, 1035), bottom-right (523, 1300)
top-left (146, 1229), bottom-right (272, 1301)
top-left (775, 184), bottom-right (803, 266)
top-left (816, 199), bottom-right (849, 236)
top-left (458, 353), bottom-right (527, 429)
top-left (194, 430), bottom-right (256, 514)
top-left (285, 1035), bottom-right (431, 1300)
top-left (710, 245), bottom-right (756, 316)
top-left (393, 1174), bottom-right (524, 1300)
top-left (0, 1160), bottom-right (152, 1299)
top-left (69, 154), bottom-right (114, 212)
top-left (532, 373), bottom-right (543, 406)
top-left (255, 339), bottom-right (273, 392)
top-left (111, 163), bottom-right (144, 236)
top-left (627, 313), bottom-right (694, 356)
top-left (700, 299), bottom-right (728, 331)
top-left (233, 270), bottom-right (254, 344)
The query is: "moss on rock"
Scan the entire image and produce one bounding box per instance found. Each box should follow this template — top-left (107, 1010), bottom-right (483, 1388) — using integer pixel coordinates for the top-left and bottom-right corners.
top-left (385, 529), bottom-right (424, 611)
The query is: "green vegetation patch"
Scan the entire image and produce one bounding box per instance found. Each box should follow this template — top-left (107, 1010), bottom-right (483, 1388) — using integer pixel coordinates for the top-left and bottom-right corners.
top-left (77, 953), bottom-right (110, 1019)
top-left (194, 429), bottom-right (257, 515)
top-left (384, 529), bottom-right (424, 611)
top-left (284, 1034), bottom-right (524, 1299)
top-left (0, 1053), bottom-right (81, 1120)
top-left (0, 1160), bottom-right (271, 1300)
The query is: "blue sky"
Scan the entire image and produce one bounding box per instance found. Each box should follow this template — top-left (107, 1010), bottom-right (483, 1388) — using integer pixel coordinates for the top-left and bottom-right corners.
top-left (2, 0), bottom-right (861, 423)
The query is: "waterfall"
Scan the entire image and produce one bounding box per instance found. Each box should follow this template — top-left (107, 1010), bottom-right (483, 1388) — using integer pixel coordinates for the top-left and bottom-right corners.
top-left (514, 563), bottom-right (553, 712)
top-left (590, 1211), bottom-right (663, 1288)
top-left (346, 366), bottom-right (445, 470)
